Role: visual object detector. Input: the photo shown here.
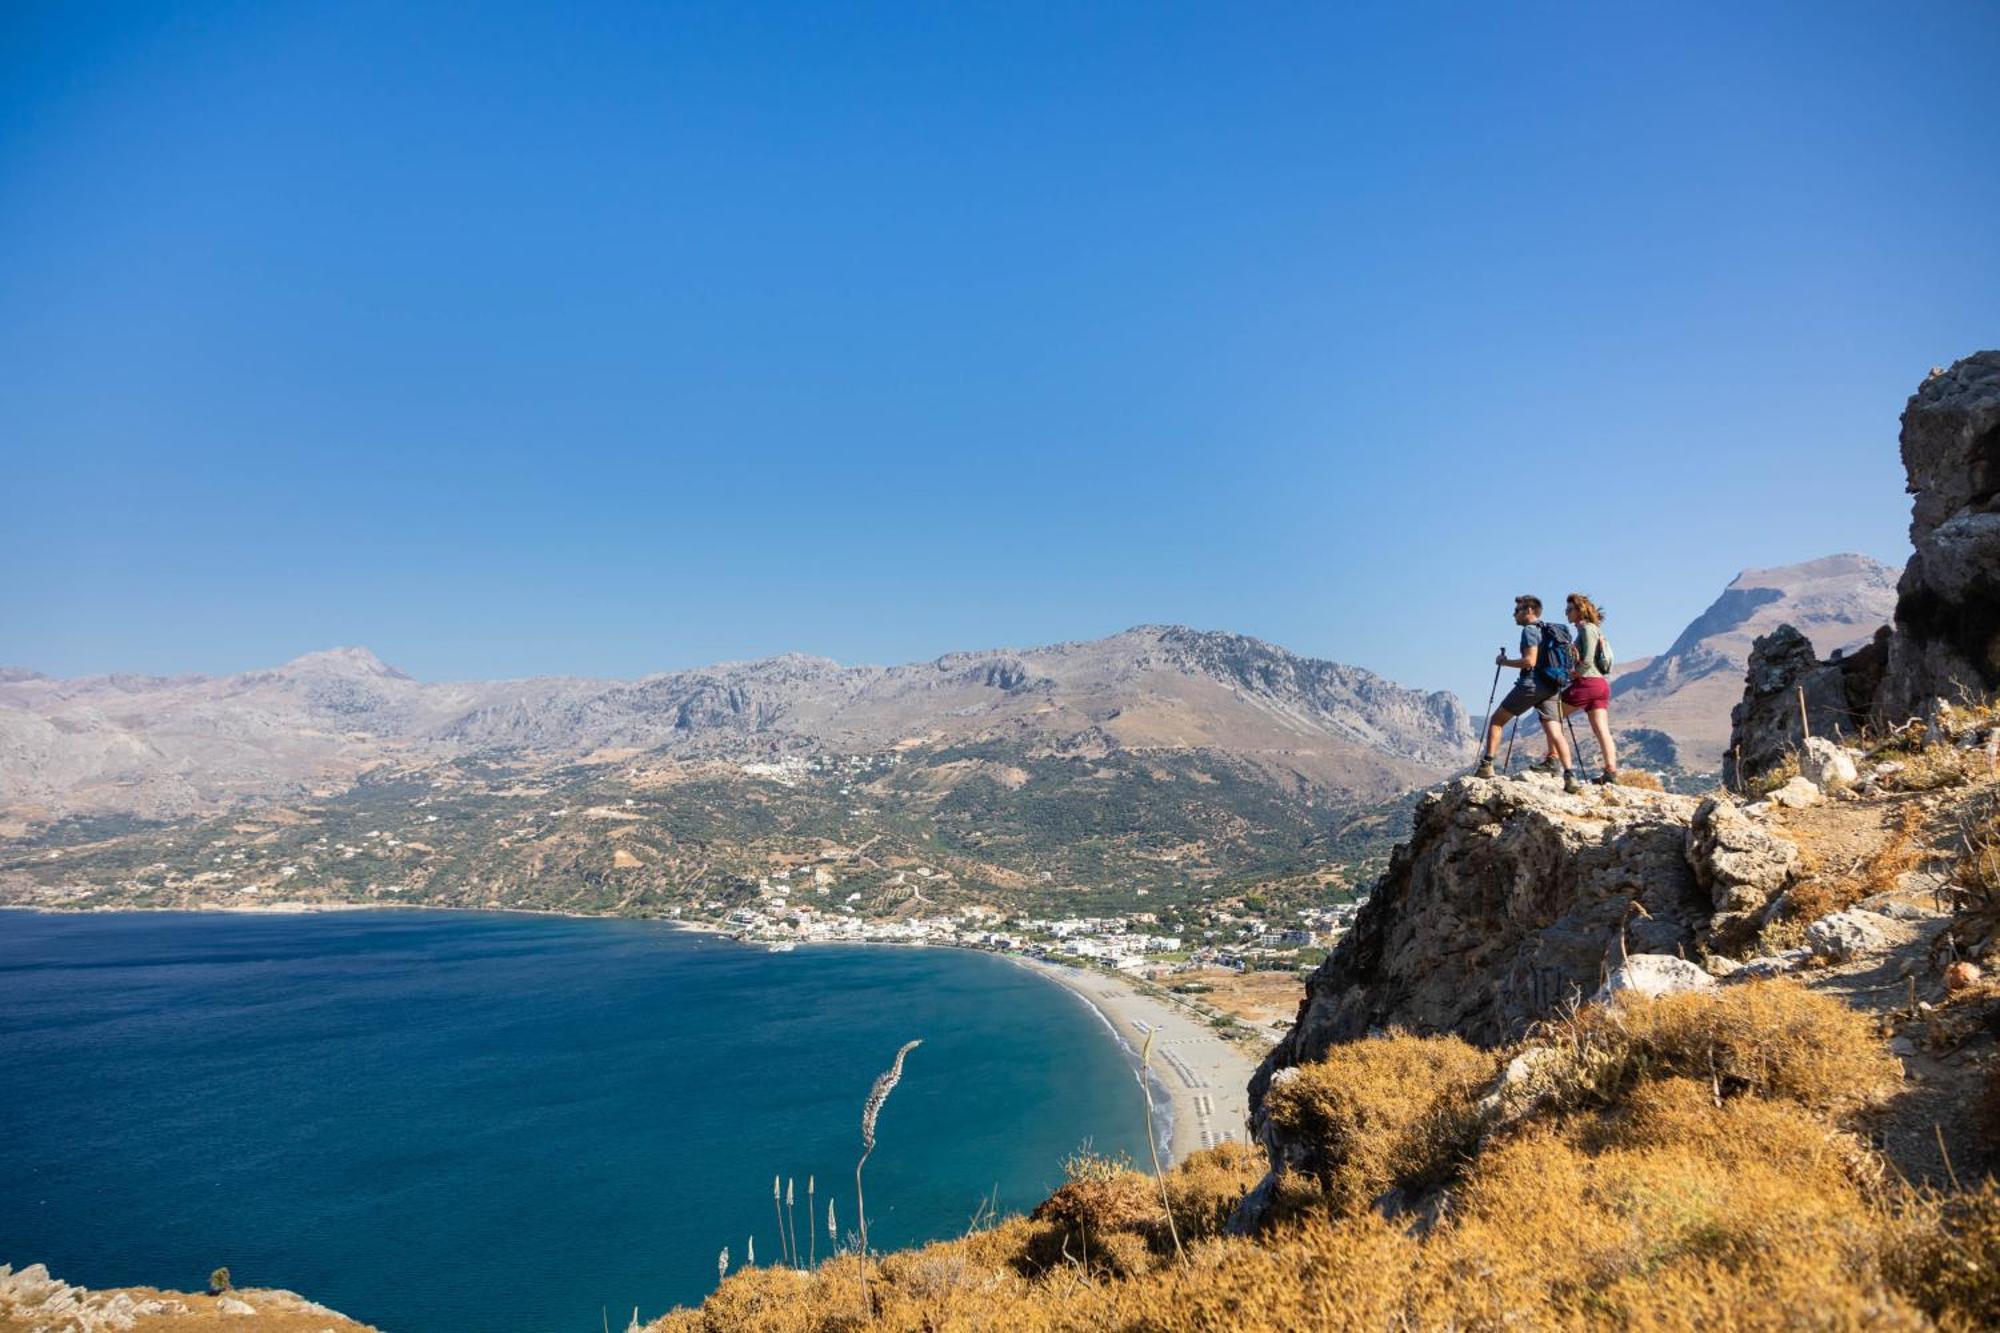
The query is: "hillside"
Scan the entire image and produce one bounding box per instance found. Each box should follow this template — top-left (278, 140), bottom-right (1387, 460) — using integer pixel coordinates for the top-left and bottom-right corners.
top-left (1612, 553), bottom-right (1899, 771)
top-left (0, 628), bottom-right (1463, 922)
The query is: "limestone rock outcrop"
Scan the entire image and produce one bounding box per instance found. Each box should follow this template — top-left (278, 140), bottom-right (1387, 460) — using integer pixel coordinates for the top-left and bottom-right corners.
top-left (1726, 351), bottom-right (2000, 786)
top-left (0, 1261), bottom-right (375, 1331)
top-left (1723, 624), bottom-right (1887, 788)
top-left (1879, 352), bottom-right (2000, 722)
top-left (1684, 794), bottom-right (1800, 953)
top-left (1248, 776), bottom-right (1712, 1115)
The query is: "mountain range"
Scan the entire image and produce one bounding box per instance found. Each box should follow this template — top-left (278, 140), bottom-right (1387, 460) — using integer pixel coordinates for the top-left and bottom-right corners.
top-left (0, 626), bottom-right (1470, 831)
top-left (0, 557), bottom-right (1902, 919)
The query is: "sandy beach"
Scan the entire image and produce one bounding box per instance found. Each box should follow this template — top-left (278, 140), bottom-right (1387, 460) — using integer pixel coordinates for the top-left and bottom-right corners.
top-left (1010, 955), bottom-right (1265, 1165)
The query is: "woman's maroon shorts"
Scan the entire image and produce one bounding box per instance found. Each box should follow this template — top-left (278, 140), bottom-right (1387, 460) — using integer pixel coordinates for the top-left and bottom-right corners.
top-left (1562, 676), bottom-right (1611, 710)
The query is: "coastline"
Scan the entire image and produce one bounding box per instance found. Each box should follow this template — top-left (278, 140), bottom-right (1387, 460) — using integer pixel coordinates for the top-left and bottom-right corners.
top-left (3, 900), bottom-right (1264, 1164)
top-left (1005, 954), bottom-right (1261, 1165)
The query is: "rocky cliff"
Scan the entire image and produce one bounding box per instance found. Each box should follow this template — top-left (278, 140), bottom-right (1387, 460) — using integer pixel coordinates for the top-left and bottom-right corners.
top-left (1879, 353), bottom-right (2000, 721)
top-left (1728, 352), bottom-right (2000, 784)
top-left (1246, 778), bottom-right (1709, 1069)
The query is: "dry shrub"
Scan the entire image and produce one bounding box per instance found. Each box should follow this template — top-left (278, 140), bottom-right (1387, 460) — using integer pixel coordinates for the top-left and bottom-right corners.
top-left (1161, 1141), bottom-right (1264, 1242)
top-left (1614, 769), bottom-right (1665, 791)
top-left (1520, 981), bottom-right (1899, 1118)
top-left (1883, 744), bottom-right (1981, 792)
top-left (1882, 1184), bottom-right (2000, 1331)
top-left (1954, 787), bottom-right (2000, 907)
top-left (1260, 1032), bottom-right (1496, 1217)
top-left (1025, 1149), bottom-right (1161, 1279)
top-left (1745, 754), bottom-right (1801, 799)
top-left (1423, 1125), bottom-right (1907, 1328)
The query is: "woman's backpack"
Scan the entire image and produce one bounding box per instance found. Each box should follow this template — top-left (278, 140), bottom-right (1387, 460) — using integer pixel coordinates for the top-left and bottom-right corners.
top-left (1593, 630), bottom-right (1614, 674)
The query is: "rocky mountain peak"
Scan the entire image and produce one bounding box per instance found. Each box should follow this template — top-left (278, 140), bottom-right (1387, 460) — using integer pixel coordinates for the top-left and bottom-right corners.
top-left (278, 646), bottom-right (412, 681)
top-left (1613, 553), bottom-right (1900, 771)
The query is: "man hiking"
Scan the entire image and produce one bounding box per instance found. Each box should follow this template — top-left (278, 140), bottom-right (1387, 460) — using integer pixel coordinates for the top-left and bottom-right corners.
top-left (1474, 594), bottom-right (1581, 794)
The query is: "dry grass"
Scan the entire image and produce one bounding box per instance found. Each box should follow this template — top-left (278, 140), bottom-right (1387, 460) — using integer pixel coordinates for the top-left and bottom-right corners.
top-left (1513, 981), bottom-right (1900, 1118)
top-left (1163, 1141), bottom-right (1264, 1242)
top-left (649, 983), bottom-right (1995, 1333)
top-left (1614, 769), bottom-right (1666, 791)
top-left (1882, 745), bottom-right (1985, 792)
top-left (1954, 788), bottom-right (2000, 907)
top-left (1745, 754), bottom-right (1801, 799)
top-left (1881, 1185), bottom-right (2000, 1331)
top-left (1258, 1032), bottom-right (1495, 1218)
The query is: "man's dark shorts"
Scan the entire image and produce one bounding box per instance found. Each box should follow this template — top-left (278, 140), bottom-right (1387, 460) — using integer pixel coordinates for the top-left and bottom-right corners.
top-left (1496, 680), bottom-right (1560, 722)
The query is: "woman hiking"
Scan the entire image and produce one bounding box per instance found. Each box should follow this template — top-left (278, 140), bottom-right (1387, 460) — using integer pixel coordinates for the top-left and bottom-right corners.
top-left (1559, 592), bottom-right (1618, 784)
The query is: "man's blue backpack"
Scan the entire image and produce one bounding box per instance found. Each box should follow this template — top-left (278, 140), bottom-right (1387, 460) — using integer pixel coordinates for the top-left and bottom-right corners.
top-left (1534, 621), bottom-right (1576, 691)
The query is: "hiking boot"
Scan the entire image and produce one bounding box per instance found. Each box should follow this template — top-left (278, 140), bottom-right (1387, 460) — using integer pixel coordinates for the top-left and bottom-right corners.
top-left (1473, 757), bottom-right (1495, 779)
top-left (1530, 755), bottom-right (1560, 775)
top-left (1563, 769), bottom-right (1582, 795)
top-left (1595, 769), bottom-right (1619, 786)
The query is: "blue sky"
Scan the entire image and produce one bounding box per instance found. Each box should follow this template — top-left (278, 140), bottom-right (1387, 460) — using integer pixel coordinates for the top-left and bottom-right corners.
top-left (4, 2), bottom-right (1996, 710)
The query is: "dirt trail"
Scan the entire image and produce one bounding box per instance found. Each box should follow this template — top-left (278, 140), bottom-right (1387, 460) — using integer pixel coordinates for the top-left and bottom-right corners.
top-left (1772, 784), bottom-right (1998, 1187)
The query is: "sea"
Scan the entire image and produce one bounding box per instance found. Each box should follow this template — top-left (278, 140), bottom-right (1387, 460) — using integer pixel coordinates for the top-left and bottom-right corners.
top-left (0, 910), bottom-right (1150, 1332)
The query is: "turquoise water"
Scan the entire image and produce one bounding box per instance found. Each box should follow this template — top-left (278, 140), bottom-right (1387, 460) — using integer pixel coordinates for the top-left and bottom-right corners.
top-left (0, 911), bottom-right (1149, 1331)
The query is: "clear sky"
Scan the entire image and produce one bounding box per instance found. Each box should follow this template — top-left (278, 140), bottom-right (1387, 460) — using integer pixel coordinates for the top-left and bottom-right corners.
top-left (5, 2), bottom-right (1996, 711)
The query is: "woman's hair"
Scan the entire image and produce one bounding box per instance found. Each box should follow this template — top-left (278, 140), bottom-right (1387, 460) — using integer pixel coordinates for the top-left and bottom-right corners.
top-left (1566, 592), bottom-right (1604, 624)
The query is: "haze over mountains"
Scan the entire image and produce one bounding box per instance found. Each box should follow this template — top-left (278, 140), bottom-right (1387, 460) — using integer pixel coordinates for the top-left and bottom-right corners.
top-left (0, 626), bottom-right (1471, 829)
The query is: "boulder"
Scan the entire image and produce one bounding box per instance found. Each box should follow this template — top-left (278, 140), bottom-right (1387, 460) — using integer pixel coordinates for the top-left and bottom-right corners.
top-left (1685, 797), bottom-right (1799, 954)
top-left (1731, 948), bottom-right (1811, 979)
top-left (1806, 910), bottom-right (1901, 961)
top-left (1767, 776), bottom-right (1824, 809)
top-left (1800, 737), bottom-right (1859, 790)
top-left (1592, 953), bottom-right (1717, 1004)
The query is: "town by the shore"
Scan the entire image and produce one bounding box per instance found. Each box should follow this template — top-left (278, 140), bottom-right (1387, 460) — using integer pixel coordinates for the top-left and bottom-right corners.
top-left (1009, 954), bottom-right (1264, 1165)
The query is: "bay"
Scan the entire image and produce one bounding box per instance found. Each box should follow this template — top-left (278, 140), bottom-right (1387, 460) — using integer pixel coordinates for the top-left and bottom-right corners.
top-left (0, 910), bottom-right (1148, 1331)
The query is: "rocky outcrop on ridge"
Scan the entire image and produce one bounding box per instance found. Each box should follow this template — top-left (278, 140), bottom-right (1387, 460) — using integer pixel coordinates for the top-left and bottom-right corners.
top-left (1247, 777), bottom-right (1715, 1086)
top-left (1722, 623), bottom-right (1890, 788)
top-left (1879, 352), bottom-right (2000, 722)
top-left (1727, 353), bottom-right (2000, 785)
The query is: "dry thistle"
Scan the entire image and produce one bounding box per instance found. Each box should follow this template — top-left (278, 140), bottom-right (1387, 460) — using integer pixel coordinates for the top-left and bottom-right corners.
top-left (1137, 1028), bottom-right (1185, 1263)
top-left (785, 1176), bottom-right (800, 1271)
top-left (827, 1197), bottom-right (837, 1251)
top-left (747, 1234), bottom-right (754, 1267)
top-left (807, 1175), bottom-right (817, 1268)
top-left (717, 1246), bottom-right (727, 1286)
top-left (857, 1038), bottom-right (922, 1317)
top-left (772, 1174), bottom-right (788, 1268)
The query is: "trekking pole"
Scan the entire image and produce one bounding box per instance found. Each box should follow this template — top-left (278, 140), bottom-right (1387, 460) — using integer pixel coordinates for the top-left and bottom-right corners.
top-left (1504, 715), bottom-right (1520, 772)
top-left (1477, 660), bottom-right (1503, 765)
top-left (1565, 711), bottom-right (1586, 775)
